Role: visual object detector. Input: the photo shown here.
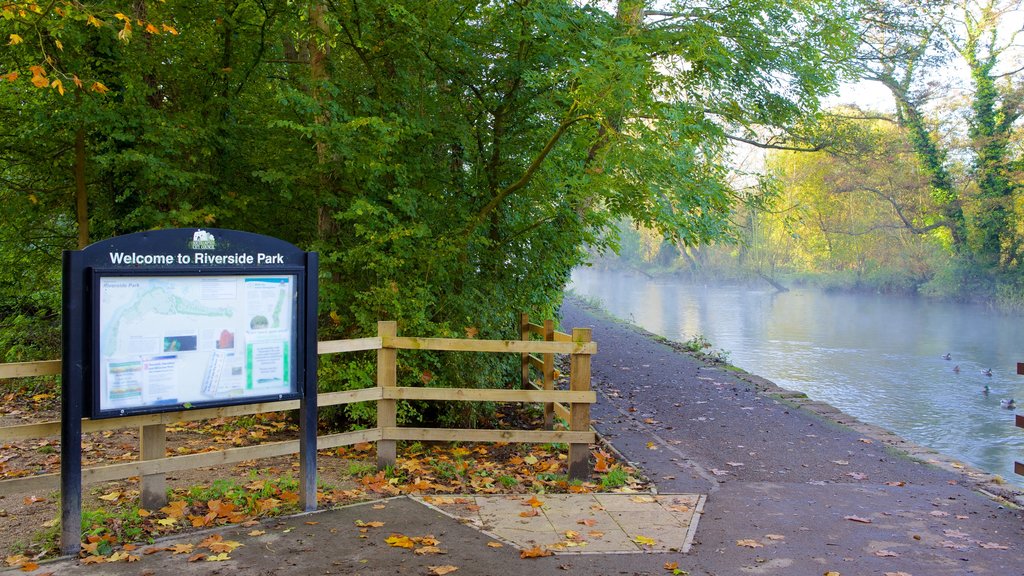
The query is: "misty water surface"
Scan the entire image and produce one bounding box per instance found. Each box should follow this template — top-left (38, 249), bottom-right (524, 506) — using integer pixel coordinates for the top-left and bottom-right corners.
top-left (569, 267), bottom-right (1024, 487)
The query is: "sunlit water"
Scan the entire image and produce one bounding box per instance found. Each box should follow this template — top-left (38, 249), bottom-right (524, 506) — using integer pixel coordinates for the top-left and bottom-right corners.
top-left (570, 267), bottom-right (1024, 487)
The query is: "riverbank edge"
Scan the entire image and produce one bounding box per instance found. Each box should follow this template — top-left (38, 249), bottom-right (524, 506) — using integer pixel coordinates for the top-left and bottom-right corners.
top-left (562, 294), bottom-right (1024, 508)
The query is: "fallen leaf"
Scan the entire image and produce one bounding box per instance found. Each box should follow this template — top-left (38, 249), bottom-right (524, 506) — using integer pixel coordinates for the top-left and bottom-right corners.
top-left (523, 495), bottom-right (544, 508)
top-left (633, 535), bottom-right (656, 546)
top-left (160, 500), bottom-right (188, 518)
top-left (80, 556), bottom-right (106, 565)
top-left (168, 544), bottom-right (194, 555)
top-left (206, 540), bottom-right (242, 554)
top-left (107, 551), bottom-right (131, 562)
top-left (385, 534), bottom-right (416, 549)
top-left (206, 553), bottom-right (231, 562)
top-left (415, 546), bottom-right (445, 555)
top-left (630, 495), bottom-right (656, 503)
top-left (428, 565), bottom-right (459, 575)
top-left (929, 511), bottom-right (949, 517)
top-left (736, 539), bottom-right (763, 548)
top-left (943, 529), bottom-right (970, 539)
top-left (486, 542), bottom-right (503, 548)
top-left (844, 516), bottom-right (872, 524)
top-left (247, 530), bottom-right (266, 537)
top-left (577, 518), bottom-right (597, 527)
top-left (520, 546), bottom-right (553, 559)
top-left (355, 520), bottom-right (385, 528)
top-left (24, 496), bottom-right (45, 505)
top-left (979, 542), bottom-right (1008, 550)
top-left (519, 509), bottom-right (539, 518)
top-left (98, 491), bottom-right (121, 501)
top-left (883, 573), bottom-right (913, 576)
top-left (874, 550), bottom-right (899, 557)
top-left (764, 534), bottom-right (785, 541)
top-left (18, 562), bottom-right (38, 572)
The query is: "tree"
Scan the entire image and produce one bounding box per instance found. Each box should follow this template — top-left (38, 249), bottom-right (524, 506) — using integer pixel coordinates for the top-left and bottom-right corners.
top-left (0, 0), bottom-right (860, 418)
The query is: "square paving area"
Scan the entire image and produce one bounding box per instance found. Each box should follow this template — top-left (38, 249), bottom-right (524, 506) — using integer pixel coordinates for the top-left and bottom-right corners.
top-left (414, 493), bottom-right (705, 554)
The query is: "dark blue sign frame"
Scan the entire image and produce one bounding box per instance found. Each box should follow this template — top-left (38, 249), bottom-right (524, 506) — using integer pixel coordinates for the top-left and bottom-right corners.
top-left (61, 229), bottom-right (319, 553)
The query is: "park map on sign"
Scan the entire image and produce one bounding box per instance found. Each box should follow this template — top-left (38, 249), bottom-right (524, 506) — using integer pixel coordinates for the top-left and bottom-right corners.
top-left (98, 275), bottom-right (294, 412)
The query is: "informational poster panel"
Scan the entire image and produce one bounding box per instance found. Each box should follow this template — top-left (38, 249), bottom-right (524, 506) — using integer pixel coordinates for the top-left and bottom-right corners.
top-left (94, 273), bottom-right (298, 414)
top-left (62, 228), bottom-right (317, 419)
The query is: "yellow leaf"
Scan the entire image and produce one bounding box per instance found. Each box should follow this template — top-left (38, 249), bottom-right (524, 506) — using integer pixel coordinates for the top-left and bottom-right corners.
top-left (29, 66), bottom-right (47, 88)
top-left (162, 23), bottom-right (179, 35)
top-left (107, 551), bottom-right (129, 562)
top-left (145, 23), bottom-right (159, 34)
top-left (414, 545), bottom-right (445, 555)
top-left (633, 535), bottom-right (656, 546)
top-left (98, 491), bottom-right (121, 501)
top-left (6, 555), bottom-right (30, 567)
top-left (168, 544), bottom-right (193, 555)
top-left (72, 75), bottom-right (82, 88)
top-left (87, 15), bottom-right (102, 27)
top-left (51, 78), bottom-right (65, 95)
top-left (736, 539), bottom-right (764, 548)
top-left (8, 34), bottom-right (22, 45)
top-left (55, 39), bottom-right (62, 51)
top-left (114, 12), bottom-right (129, 21)
top-left (206, 553), bottom-right (231, 562)
top-left (354, 520), bottom-right (385, 528)
top-left (385, 534), bottom-right (415, 549)
top-left (427, 566), bottom-right (458, 575)
top-left (90, 81), bottom-right (110, 94)
top-left (486, 542), bottom-right (503, 548)
top-left (157, 518), bottom-right (177, 527)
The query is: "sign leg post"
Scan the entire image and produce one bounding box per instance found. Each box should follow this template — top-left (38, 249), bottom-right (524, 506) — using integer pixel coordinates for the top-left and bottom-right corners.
top-left (140, 424), bottom-right (167, 510)
top-left (60, 250), bottom-right (83, 555)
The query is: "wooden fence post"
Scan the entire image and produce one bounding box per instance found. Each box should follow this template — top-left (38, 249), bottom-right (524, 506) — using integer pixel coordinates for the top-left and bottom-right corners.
top-left (543, 319), bottom-right (555, 431)
top-left (377, 321), bottom-right (398, 470)
top-left (567, 327), bottom-right (592, 480)
top-left (139, 424), bottom-right (167, 510)
top-left (520, 313), bottom-right (530, 389)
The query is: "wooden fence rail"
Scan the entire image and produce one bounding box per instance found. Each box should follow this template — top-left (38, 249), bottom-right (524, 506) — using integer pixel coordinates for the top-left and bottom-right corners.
top-left (0, 317), bottom-right (595, 502)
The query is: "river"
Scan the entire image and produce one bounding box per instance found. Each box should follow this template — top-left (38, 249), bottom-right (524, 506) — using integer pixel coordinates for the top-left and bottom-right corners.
top-left (569, 267), bottom-right (1024, 487)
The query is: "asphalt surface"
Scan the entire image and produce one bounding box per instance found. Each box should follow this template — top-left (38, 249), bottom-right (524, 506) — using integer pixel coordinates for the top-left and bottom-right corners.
top-left (18, 298), bottom-right (1024, 575)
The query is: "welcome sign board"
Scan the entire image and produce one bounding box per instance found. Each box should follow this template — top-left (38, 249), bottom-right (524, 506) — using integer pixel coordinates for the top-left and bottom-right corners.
top-left (64, 228), bottom-right (318, 418)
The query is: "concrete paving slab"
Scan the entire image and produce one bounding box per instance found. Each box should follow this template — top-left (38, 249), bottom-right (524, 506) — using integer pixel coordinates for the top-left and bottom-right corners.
top-left (415, 492), bottom-right (705, 555)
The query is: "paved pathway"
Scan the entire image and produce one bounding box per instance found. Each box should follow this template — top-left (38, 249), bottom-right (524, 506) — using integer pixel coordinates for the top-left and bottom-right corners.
top-left (13, 298), bottom-right (1024, 576)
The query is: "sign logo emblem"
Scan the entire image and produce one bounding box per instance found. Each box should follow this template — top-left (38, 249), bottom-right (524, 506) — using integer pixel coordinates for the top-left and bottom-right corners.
top-left (189, 229), bottom-right (216, 250)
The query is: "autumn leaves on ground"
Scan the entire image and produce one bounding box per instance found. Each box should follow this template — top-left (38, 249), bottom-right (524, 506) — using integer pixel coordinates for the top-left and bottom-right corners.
top-left (0, 381), bottom-right (645, 571)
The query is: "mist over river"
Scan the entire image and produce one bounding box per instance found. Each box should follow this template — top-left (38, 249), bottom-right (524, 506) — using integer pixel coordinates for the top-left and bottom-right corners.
top-left (569, 267), bottom-right (1024, 487)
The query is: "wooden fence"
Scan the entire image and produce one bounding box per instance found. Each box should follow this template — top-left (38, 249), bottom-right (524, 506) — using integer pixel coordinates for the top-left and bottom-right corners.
top-left (0, 319), bottom-right (596, 505)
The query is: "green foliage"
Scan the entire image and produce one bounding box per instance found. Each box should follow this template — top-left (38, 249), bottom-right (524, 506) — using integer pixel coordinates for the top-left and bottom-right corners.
top-left (599, 467), bottom-right (629, 490)
top-left (0, 0), bottom-right (861, 425)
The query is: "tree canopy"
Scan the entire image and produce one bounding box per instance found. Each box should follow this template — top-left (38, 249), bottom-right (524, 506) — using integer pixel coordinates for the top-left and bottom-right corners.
top-left (1, 0), bottom-right (859, 420)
